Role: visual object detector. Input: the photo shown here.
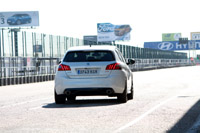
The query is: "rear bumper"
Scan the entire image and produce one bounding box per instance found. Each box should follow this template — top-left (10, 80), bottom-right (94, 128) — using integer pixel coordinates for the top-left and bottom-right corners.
top-left (54, 72), bottom-right (126, 95)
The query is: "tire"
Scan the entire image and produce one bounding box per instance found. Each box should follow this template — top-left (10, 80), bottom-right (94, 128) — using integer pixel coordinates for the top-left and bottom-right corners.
top-left (66, 95), bottom-right (76, 101)
top-left (117, 82), bottom-right (128, 103)
top-left (54, 90), bottom-right (66, 104)
top-left (127, 80), bottom-right (134, 100)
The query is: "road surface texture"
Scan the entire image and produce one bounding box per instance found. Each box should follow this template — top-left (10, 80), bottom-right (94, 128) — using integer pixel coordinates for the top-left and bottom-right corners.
top-left (0, 66), bottom-right (200, 133)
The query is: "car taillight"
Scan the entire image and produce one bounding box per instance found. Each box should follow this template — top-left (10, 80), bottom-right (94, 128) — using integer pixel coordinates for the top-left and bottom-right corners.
top-left (106, 63), bottom-right (121, 70)
top-left (58, 64), bottom-right (71, 71)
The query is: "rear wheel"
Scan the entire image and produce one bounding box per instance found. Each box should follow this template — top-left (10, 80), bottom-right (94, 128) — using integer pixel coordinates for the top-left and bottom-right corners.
top-left (117, 82), bottom-right (128, 103)
top-left (54, 90), bottom-right (66, 104)
top-left (127, 80), bottom-right (134, 100)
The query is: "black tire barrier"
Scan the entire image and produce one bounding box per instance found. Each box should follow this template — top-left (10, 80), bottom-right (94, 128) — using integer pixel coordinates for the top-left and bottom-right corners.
top-left (27, 77), bottom-right (30, 83)
top-left (38, 76), bottom-right (40, 82)
top-left (15, 77), bottom-right (18, 85)
top-left (23, 77), bottom-right (26, 84)
top-left (40, 76), bottom-right (42, 82)
top-left (30, 77), bottom-right (33, 83)
top-left (11, 78), bottom-right (14, 85)
top-left (47, 75), bottom-right (49, 81)
top-left (36, 76), bottom-right (39, 82)
top-left (33, 76), bottom-right (37, 82)
top-left (29, 77), bottom-right (32, 83)
top-left (2, 78), bottom-right (6, 86)
top-left (43, 76), bottom-right (46, 81)
top-left (12, 78), bottom-right (15, 85)
top-left (4, 78), bottom-right (7, 86)
top-left (7, 78), bottom-right (11, 85)
top-left (19, 77), bottom-right (22, 84)
top-left (49, 75), bottom-right (52, 80)
top-left (0, 74), bottom-right (55, 87)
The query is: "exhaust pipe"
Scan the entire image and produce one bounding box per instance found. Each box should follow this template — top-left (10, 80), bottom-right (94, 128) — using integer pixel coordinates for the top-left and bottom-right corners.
top-left (106, 89), bottom-right (113, 95)
top-left (64, 90), bottom-right (71, 95)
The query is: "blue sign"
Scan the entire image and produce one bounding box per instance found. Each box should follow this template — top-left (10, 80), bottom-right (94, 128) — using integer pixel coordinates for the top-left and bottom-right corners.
top-left (97, 23), bottom-right (114, 33)
top-left (144, 41), bottom-right (200, 51)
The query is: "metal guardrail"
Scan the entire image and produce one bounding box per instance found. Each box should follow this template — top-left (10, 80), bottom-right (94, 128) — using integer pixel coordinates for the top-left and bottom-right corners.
top-left (0, 66), bottom-right (58, 86)
top-left (0, 66), bottom-right (57, 78)
top-left (0, 75), bottom-right (55, 86)
top-left (0, 58), bottom-right (194, 78)
top-left (130, 59), bottom-right (193, 71)
top-left (0, 29), bottom-right (195, 86)
top-left (1, 58), bottom-right (199, 86)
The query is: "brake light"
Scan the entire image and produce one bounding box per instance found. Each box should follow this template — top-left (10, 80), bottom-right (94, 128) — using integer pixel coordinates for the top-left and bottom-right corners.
top-left (58, 64), bottom-right (71, 71)
top-left (106, 63), bottom-right (121, 70)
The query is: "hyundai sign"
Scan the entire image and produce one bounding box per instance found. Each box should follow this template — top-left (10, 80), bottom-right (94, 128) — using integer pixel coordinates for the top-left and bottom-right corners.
top-left (144, 41), bottom-right (200, 51)
top-left (0, 11), bottom-right (39, 27)
top-left (97, 23), bottom-right (131, 42)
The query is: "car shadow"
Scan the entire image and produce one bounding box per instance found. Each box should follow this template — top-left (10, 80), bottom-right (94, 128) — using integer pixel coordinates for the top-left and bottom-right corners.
top-left (167, 98), bottom-right (200, 133)
top-left (42, 98), bottom-right (121, 108)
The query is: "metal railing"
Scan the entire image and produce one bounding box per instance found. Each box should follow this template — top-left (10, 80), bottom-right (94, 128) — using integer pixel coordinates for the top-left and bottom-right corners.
top-left (0, 57), bottom-right (198, 86)
top-left (0, 65), bottom-right (57, 78)
top-left (0, 29), bottom-right (197, 86)
top-left (0, 58), bottom-right (195, 78)
top-left (130, 58), bottom-right (192, 71)
top-left (0, 65), bottom-right (58, 86)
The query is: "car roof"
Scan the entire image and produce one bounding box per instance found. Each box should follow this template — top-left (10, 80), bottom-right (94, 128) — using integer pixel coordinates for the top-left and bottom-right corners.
top-left (67, 45), bottom-right (117, 52)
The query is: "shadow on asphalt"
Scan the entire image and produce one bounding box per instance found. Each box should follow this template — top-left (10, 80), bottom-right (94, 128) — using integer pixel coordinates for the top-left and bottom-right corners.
top-left (167, 99), bottom-right (200, 133)
top-left (42, 99), bottom-right (121, 108)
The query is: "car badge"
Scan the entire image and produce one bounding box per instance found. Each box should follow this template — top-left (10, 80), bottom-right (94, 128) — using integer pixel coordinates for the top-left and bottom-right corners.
top-left (87, 63), bottom-right (90, 66)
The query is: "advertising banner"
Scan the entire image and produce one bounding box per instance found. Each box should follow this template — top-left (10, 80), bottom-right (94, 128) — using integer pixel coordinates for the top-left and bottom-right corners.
top-left (83, 35), bottom-right (97, 45)
top-left (191, 32), bottom-right (200, 40)
top-left (162, 33), bottom-right (181, 41)
top-left (144, 41), bottom-right (200, 51)
top-left (97, 23), bottom-right (131, 42)
top-left (0, 11), bottom-right (39, 27)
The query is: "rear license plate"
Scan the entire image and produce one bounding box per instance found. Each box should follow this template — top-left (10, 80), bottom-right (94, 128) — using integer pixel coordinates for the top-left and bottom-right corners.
top-left (77, 69), bottom-right (98, 75)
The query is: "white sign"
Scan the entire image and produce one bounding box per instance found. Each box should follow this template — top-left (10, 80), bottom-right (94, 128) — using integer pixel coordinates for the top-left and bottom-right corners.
top-left (0, 11), bottom-right (39, 28)
top-left (191, 32), bottom-right (200, 40)
top-left (97, 23), bottom-right (131, 42)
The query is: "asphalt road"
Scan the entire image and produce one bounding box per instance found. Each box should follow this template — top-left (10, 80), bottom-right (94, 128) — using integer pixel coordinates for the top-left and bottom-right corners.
top-left (0, 66), bottom-right (200, 133)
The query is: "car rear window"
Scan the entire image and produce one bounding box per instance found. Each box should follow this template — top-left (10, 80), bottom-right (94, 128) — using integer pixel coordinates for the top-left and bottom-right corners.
top-left (63, 50), bottom-right (115, 62)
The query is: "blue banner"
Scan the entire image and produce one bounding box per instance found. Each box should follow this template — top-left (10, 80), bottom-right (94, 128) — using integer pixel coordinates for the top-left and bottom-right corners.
top-left (144, 41), bottom-right (200, 51)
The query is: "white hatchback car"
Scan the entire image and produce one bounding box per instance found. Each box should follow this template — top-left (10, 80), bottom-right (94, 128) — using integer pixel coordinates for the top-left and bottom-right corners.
top-left (54, 45), bottom-right (135, 104)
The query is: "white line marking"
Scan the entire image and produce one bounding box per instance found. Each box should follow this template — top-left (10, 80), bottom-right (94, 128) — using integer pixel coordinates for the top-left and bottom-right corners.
top-left (115, 96), bottom-right (177, 132)
top-left (29, 106), bottom-right (42, 110)
top-left (0, 98), bottom-right (51, 109)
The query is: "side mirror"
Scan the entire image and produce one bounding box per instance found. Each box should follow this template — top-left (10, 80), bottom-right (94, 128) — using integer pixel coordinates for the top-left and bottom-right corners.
top-left (126, 59), bottom-right (135, 65)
